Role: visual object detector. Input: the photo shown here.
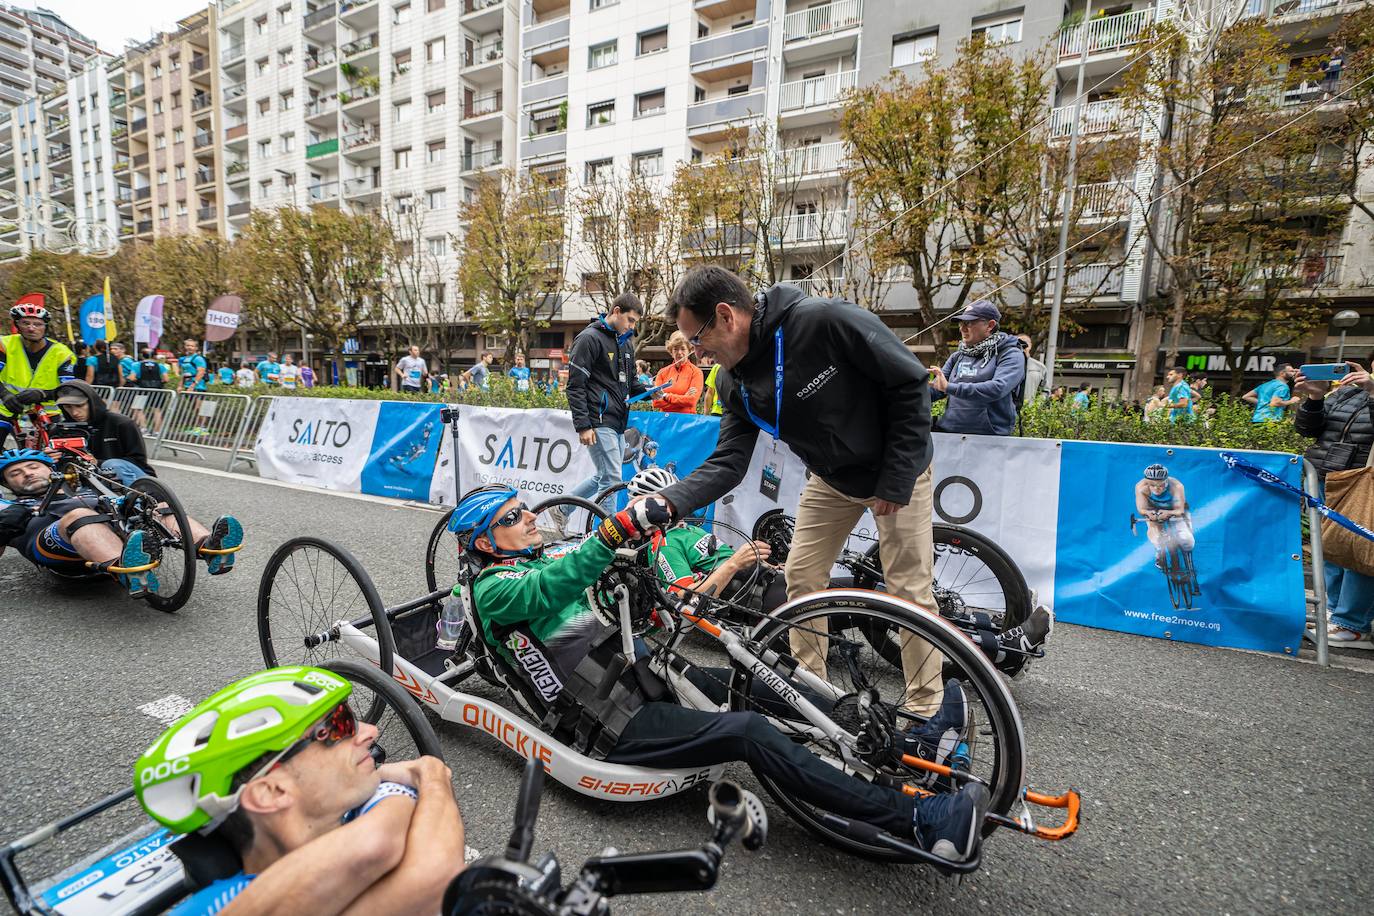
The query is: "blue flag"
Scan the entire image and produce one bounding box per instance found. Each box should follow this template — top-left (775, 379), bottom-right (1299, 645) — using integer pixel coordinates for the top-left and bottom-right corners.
top-left (78, 294), bottom-right (106, 345)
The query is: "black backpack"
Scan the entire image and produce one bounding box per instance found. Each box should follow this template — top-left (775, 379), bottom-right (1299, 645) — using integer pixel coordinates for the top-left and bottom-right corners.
top-left (92, 353), bottom-right (121, 386)
top-left (137, 359), bottom-right (163, 388)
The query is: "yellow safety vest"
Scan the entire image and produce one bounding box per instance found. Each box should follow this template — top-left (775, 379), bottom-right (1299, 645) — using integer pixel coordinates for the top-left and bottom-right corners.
top-left (705, 363), bottom-right (723, 416)
top-left (0, 333), bottom-right (75, 415)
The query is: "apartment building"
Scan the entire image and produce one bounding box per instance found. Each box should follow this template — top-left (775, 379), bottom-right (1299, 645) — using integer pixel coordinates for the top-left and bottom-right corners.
top-left (0, 4), bottom-right (98, 110)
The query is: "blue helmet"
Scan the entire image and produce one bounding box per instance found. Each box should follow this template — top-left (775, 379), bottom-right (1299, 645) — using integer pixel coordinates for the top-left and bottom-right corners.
top-left (0, 448), bottom-right (54, 480)
top-left (448, 485), bottom-right (536, 558)
top-left (1144, 464), bottom-right (1168, 481)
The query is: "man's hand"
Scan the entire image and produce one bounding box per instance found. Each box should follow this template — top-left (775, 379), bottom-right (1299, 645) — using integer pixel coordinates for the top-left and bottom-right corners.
top-left (727, 540), bottom-right (772, 573)
top-left (579, 429), bottom-right (596, 446)
top-left (928, 367), bottom-right (948, 393)
top-left (872, 498), bottom-right (905, 517)
top-left (594, 497), bottom-right (673, 550)
top-left (628, 492), bottom-right (678, 520)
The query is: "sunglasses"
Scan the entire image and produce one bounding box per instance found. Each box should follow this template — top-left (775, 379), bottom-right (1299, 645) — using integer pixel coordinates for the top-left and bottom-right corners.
top-left (492, 502), bottom-right (530, 530)
top-left (687, 309), bottom-right (718, 347)
top-left (250, 703), bottom-right (358, 780)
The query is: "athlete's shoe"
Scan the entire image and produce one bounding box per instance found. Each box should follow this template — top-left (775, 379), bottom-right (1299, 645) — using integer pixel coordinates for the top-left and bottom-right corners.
top-left (903, 680), bottom-right (968, 768)
top-left (199, 515), bottom-right (244, 575)
top-left (998, 605), bottom-right (1054, 656)
top-left (913, 783), bottom-right (991, 863)
top-left (1154, 550), bottom-right (1166, 570)
top-left (118, 530), bottom-right (159, 598)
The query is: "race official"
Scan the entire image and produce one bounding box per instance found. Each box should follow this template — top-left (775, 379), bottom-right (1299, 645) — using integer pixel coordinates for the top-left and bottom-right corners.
top-left (0, 302), bottom-right (78, 446)
top-left (654, 266), bottom-right (943, 716)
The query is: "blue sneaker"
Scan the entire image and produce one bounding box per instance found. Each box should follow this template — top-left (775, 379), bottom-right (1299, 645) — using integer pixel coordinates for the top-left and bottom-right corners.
top-left (200, 516), bottom-right (243, 575)
top-left (904, 680), bottom-right (969, 768)
top-left (117, 530), bottom-right (159, 598)
top-left (913, 783), bottom-right (990, 863)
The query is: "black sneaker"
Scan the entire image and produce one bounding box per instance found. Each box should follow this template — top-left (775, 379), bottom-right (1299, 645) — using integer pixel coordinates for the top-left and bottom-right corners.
top-left (998, 605), bottom-right (1054, 655)
top-left (913, 783), bottom-right (991, 863)
top-left (903, 680), bottom-right (968, 768)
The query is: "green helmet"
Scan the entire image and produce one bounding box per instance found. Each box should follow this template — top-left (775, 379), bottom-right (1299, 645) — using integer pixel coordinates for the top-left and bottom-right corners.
top-left (134, 666), bottom-right (353, 834)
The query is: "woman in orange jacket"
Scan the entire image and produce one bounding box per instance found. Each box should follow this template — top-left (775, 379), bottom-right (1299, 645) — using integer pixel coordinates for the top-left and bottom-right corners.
top-left (653, 331), bottom-right (703, 415)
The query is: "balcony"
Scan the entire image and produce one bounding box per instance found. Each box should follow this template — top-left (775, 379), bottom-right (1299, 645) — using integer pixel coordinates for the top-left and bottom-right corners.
top-left (191, 53), bottom-right (210, 74)
top-left (226, 161), bottom-right (249, 181)
top-left (48, 178), bottom-right (72, 195)
top-left (221, 44), bottom-right (245, 64)
top-left (1046, 262), bottom-right (1124, 298)
top-left (524, 16), bottom-right (570, 57)
top-left (305, 49), bottom-right (337, 73)
top-left (195, 167), bottom-right (214, 186)
top-left (523, 75), bottom-right (567, 106)
top-left (304, 3), bottom-right (338, 30)
top-left (111, 123), bottom-right (128, 140)
top-left (228, 201), bottom-right (251, 218)
top-left (128, 84), bottom-right (146, 101)
top-left (341, 32), bottom-right (378, 58)
top-left (306, 96), bottom-right (338, 119)
top-left (192, 93), bottom-right (212, 112)
top-left (198, 205), bottom-right (216, 222)
top-left (463, 145), bottom-right (502, 171)
top-left (1058, 9), bottom-right (1153, 65)
top-left (194, 131), bottom-right (214, 149)
top-left (46, 117), bottom-right (68, 135)
top-left (307, 137), bottom-right (340, 159)
top-left (48, 145), bottom-right (72, 164)
top-left (339, 83), bottom-right (379, 106)
top-left (137, 219), bottom-right (153, 233)
top-left (133, 152), bottom-right (150, 167)
top-left (309, 180), bottom-right (339, 202)
top-left (783, 0), bottom-right (863, 45)
top-left (341, 0), bottom-right (379, 16)
top-left (225, 123), bottom-right (249, 142)
top-left (343, 173), bottom-right (380, 196)
top-left (1239, 253), bottom-right (1345, 291)
top-left (464, 39), bottom-right (504, 69)
top-left (779, 70), bottom-right (858, 114)
top-left (1244, 0), bottom-right (1349, 19)
top-left (1072, 180), bottom-right (1130, 221)
top-left (1049, 98), bottom-right (1128, 138)
top-left (464, 0), bottom-right (505, 29)
top-left (779, 140), bottom-right (846, 178)
top-left (521, 132), bottom-right (564, 160)
top-left (775, 209), bottom-right (848, 246)
top-left (223, 82), bottom-right (247, 104)
top-left (135, 186), bottom-right (152, 200)
top-left (130, 117), bottom-right (148, 134)
top-left (113, 158), bottom-right (130, 173)
top-left (344, 127), bottom-right (380, 151)
top-left (691, 24), bottom-right (769, 80)
top-left (687, 90), bottom-right (765, 139)
top-left (464, 91), bottom-right (502, 120)
top-left (109, 92), bottom-right (126, 109)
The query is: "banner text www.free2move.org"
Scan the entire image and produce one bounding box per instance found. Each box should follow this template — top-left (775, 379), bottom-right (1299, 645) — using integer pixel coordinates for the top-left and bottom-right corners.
top-left (1121, 609), bottom-right (1222, 633)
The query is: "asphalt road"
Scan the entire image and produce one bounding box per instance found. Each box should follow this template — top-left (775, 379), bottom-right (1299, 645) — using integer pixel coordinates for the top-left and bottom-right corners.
top-left (2, 463), bottom-right (1370, 915)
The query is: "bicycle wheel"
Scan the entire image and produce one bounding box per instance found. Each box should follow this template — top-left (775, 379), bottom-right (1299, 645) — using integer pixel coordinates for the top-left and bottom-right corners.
top-left (1162, 547), bottom-right (1184, 610)
top-left (321, 658), bottom-right (443, 763)
top-left (752, 509), bottom-right (794, 564)
top-left (425, 507), bottom-right (459, 594)
top-left (594, 481), bottom-right (629, 514)
top-left (529, 496), bottom-right (608, 548)
top-left (257, 537), bottom-right (396, 689)
top-left (728, 590), bottom-right (1024, 861)
top-left (126, 477), bottom-right (196, 613)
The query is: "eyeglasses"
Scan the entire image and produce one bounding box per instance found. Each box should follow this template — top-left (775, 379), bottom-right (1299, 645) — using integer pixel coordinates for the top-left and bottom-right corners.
top-left (492, 503), bottom-right (529, 529)
top-left (687, 308), bottom-right (718, 347)
top-left (249, 702), bottom-right (358, 781)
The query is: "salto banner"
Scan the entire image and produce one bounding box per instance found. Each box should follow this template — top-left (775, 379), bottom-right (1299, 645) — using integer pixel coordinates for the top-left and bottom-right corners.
top-left (256, 399), bottom-right (1306, 654)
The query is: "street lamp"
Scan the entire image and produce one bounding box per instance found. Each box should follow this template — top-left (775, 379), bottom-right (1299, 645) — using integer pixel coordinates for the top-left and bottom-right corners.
top-left (1332, 309), bottom-right (1360, 363)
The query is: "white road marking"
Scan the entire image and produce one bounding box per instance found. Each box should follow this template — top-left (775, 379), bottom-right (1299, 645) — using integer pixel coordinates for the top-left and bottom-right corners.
top-left (138, 693), bottom-right (196, 726)
top-left (465, 845), bottom-right (481, 863)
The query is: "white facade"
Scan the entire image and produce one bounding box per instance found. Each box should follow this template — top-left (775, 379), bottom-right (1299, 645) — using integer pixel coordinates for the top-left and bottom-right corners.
top-left (0, 3), bottom-right (99, 109)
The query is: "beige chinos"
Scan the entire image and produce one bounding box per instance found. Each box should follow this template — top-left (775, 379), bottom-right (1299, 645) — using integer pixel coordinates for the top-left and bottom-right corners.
top-left (785, 466), bottom-right (942, 716)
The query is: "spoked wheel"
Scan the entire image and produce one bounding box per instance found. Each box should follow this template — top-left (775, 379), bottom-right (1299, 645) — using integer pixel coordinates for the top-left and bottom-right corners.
top-left (125, 477), bottom-right (196, 613)
top-left (258, 536), bottom-right (396, 700)
top-left (425, 507), bottom-right (459, 594)
top-left (729, 590), bottom-right (1025, 861)
top-left (593, 481), bottom-right (629, 514)
top-left (529, 496), bottom-right (608, 550)
top-left (321, 658), bottom-right (443, 763)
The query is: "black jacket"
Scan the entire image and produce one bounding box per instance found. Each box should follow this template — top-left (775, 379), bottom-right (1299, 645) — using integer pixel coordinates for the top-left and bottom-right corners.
top-left (1295, 386), bottom-right (1374, 474)
top-left (56, 380), bottom-right (154, 475)
top-left (660, 284), bottom-right (932, 513)
top-left (566, 318), bottom-right (647, 434)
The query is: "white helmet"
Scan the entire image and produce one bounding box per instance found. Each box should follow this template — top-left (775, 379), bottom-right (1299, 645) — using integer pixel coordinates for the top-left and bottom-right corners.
top-left (627, 466), bottom-right (678, 498)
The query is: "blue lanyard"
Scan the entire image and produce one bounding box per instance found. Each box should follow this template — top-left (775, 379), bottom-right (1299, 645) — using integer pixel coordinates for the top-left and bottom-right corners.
top-left (739, 327), bottom-right (784, 441)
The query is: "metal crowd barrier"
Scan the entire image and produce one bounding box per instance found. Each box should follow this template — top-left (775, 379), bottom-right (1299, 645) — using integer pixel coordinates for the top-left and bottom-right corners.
top-left (150, 390), bottom-right (255, 466)
top-left (1301, 458), bottom-right (1330, 667)
top-left (226, 395), bottom-right (275, 472)
top-left (90, 385), bottom-right (115, 402)
top-left (108, 387), bottom-right (178, 448)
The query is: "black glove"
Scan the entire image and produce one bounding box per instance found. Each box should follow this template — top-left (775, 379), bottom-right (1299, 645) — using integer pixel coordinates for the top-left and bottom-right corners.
top-left (15, 388), bottom-right (47, 405)
top-left (0, 391), bottom-right (21, 414)
top-left (593, 497), bottom-right (673, 550)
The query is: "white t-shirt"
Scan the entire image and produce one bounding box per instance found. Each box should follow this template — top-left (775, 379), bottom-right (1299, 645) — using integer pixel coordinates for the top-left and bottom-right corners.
top-left (397, 354), bottom-right (426, 389)
top-left (279, 364), bottom-right (301, 389)
top-left (234, 367), bottom-right (257, 387)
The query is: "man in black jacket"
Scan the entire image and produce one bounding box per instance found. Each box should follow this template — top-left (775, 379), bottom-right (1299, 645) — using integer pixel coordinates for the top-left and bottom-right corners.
top-left (653, 265), bottom-right (951, 722)
top-left (562, 293), bottom-right (653, 520)
top-left (53, 380), bottom-right (154, 486)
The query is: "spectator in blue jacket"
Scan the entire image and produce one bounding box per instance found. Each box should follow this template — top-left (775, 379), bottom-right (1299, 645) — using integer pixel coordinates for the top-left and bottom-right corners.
top-left (929, 300), bottom-right (1026, 436)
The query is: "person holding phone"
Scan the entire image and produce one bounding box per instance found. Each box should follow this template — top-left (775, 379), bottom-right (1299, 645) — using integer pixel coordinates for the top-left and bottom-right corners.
top-left (1294, 360), bottom-right (1374, 643)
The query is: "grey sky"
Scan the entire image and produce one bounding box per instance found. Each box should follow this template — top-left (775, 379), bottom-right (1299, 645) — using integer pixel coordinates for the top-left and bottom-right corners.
top-left (27, 1), bottom-right (207, 54)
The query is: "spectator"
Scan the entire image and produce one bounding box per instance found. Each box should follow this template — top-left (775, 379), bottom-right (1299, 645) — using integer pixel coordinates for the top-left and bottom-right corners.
top-left (179, 338), bottom-right (207, 392)
top-left (113, 343), bottom-right (136, 387)
top-left (1144, 385), bottom-right (1169, 420)
top-left (1322, 44), bottom-right (1344, 97)
top-left (508, 352), bottom-right (532, 392)
top-left (256, 351), bottom-right (281, 385)
top-left (1164, 366), bottom-right (1194, 422)
top-left (635, 359), bottom-right (653, 388)
top-left (555, 367), bottom-right (569, 393)
top-left (216, 362), bottom-right (235, 386)
top-left (394, 344), bottom-right (428, 393)
top-left (701, 355), bottom-right (723, 416)
top-left (1244, 363), bottom-right (1299, 423)
top-left (235, 359), bottom-right (257, 388)
top-left (1294, 361), bottom-right (1374, 642)
top-left (929, 300), bottom-right (1026, 436)
top-left (1015, 334), bottom-right (1046, 406)
top-left (654, 331), bottom-right (703, 415)
top-left (54, 381), bottom-right (153, 485)
top-left (278, 353), bottom-right (301, 390)
top-left (85, 339), bottom-right (124, 388)
top-left (1050, 386), bottom-right (1066, 403)
top-left (1071, 382), bottom-right (1091, 410)
top-left (299, 361), bottom-right (316, 388)
top-left (464, 351), bottom-right (494, 392)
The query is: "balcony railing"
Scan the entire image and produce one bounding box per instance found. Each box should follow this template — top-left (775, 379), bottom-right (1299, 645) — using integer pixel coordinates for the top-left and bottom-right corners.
top-left (194, 131), bottom-right (214, 149)
top-left (463, 145), bottom-right (502, 171)
top-left (221, 44), bottom-right (245, 63)
top-left (788, 276), bottom-right (847, 298)
top-left (780, 140), bottom-right (846, 176)
top-left (306, 96), bottom-right (338, 117)
top-left (227, 201), bottom-right (251, 217)
top-left (339, 83), bottom-right (379, 104)
top-left (191, 53), bottom-right (209, 73)
top-left (130, 117), bottom-right (147, 133)
top-left (783, 0), bottom-right (863, 43)
top-left (465, 0), bottom-right (502, 13)
top-left (135, 186), bottom-right (152, 200)
top-left (1050, 98), bottom-right (1128, 137)
top-left (225, 123), bottom-right (248, 141)
top-left (137, 219), bottom-right (153, 233)
top-left (342, 33), bottom-right (378, 57)
top-left (1046, 262), bottom-right (1124, 297)
top-left (198, 206), bottom-right (216, 221)
top-left (464, 40), bottom-right (503, 67)
top-left (779, 70), bottom-right (858, 112)
top-left (1243, 253), bottom-right (1344, 290)
top-left (226, 161), bottom-right (249, 179)
top-left (307, 137), bottom-right (340, 158)
top-left (343, 174), bottom-right (380, 195)
top-left (47, 117), bottom-right (68, 134)
top-left (309, 180), bottom-right (339, 201)
top-left (128, 84), bottom-right (145, 101)
top-left (1245, 0), bottom-right (1346, 18)
top-left (1047, 180), bottom-right (1131, 220)
top-left (465, 91), bottom-right (502, 119)
top-left (48, 145), bottom-right (71, 163)
top-left (1058, 9), bottom-right (1153, 61)
top-left (192, 94), bottom-right (211, 111)
top-left (196, 168), bottom-right (214, 185)
top-left (304, 3), bottom-right (338, 28)
top-left (223, 82), bottom-right (247, 102)
top-left (306, 49), bottom-right (337, 72)
top-left (132, 152), bottom-right (149, 167)
top-left (344, 128), bottom-right (379, 149)
top-left (776, 210), bottom-right (848, 244)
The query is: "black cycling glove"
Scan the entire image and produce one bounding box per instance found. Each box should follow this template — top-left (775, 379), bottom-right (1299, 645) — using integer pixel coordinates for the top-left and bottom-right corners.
top-left (593, 497), bottom-right (673, 550)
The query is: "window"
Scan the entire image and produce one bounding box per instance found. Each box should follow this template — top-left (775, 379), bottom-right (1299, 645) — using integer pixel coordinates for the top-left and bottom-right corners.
top-left (155, 134), bottom-right (167, 149)
top-left (393, 49), bottom-right (412, 75)
top-left (278, 47), bottom-right (294, 66)
top-left (584, 215), bottom-right (609, 239)
top-left (585, 157), bottom-right (613, 183)
top-left (152, 63), bottom-right (162, 78)
top-left (394, 99), bottom-right (412, 122)
top-left (635, 89), bottom-right (664, 117)
top-left (727, 84), bottom-right (749, 96)
top-left (427, 0), bottom-right (446, 10)
top-left (177, 200), bottom-right (188, 216)
top-left (171, 91), bottom-right (182, 110)
top-left (174, 164), bottom-right (185, 180)
top-left (280, 91), bottom-right (294, 110)
top-left (283, 171), bottom-right (296, 188)
top-left (157, 169), bottom-right (167, 185)
top-left (588, 40), bottom-right (617, 70)
top-left (587, 100), bottom-right (614, 127)
top-left (393, 2), bottom-right (411, 24)
top-left (170, 55), bottom-right (181, 72)
top-left (281, 133), bottom-right (295, 153)
top-left (173, 127), bottom-right (184, 142)
top-left (693, 85), bottom-right (706, 103)
top-left (427, 139), bottom-right (445, 163)
top-left (426, 283), bottom-right (445, 305)
top-left (892, 32), bottom-right (937, 68)
top-left (256, 57), bottom-right (270, 75)
top-left (637, 27), bottom-right (667, 56)
top-left (590, 0), bottom-right (617, 9)
top-left (425, 187), bottom-right (445, 209)
top-left (581, 272), bottom-right (607, 294)
top-left (259, 178), bottom-right (273, 196)
top-left (973, 16), bottom-right (1022, 46)
top-left (395, 192), bottom-right (414, 213)
top-left (397, 239), bottom-right (415, 258)
top-left (949, 248), bottom-right (998, 278)
top-left (257, 97), bottom-right (270, 115)
top-left (426, 90), bottom-right (446, 114)
top-left (153, 99), bottom-right (163, 114)
top-left (158, 204), bottom-right (168, 219)
top-left (278, 4), bottom-right (290, 24)
top-left (427, 235), bottom-right (446, 256)
top-left (632, 149), bottom-right (662, 177)
top-left (258, 139), bottom-right (271, 156)
top-left (394, 147), bottom-right (411, 169)
top-left (425, 38), bottom-right (445, 63)
top-left (254, 15), bottom-right (267, 34)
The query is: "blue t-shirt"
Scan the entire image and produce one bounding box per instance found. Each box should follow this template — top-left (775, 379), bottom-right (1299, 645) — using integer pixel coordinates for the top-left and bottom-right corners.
top-left (508, 365), bottom-right (531, 392)
top-left (470, 362), bottom-right (490, 390)
top-left (1168, 381), bottom-right (1194, 422)
top-left (217, 367), bottom-right (235, 385)
top-left (120, 355), bottom-right (138, 380)
top-left (1072, 391), bottom-right (1090, 410)
top-left (256, 360), bottom-right (281, 384)
top-left (179, 354), bottom-right (208, 391)
top-left (1250, 378), bottom-right (1291, 422)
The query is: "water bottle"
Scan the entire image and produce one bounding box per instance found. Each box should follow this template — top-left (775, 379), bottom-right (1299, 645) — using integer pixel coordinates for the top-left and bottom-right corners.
top-left (436, 592), bottom-right (466, 651)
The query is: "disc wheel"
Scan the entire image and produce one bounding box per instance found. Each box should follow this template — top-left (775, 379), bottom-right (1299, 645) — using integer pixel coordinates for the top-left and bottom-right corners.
top-left (125, 477), bottom-right (196, 613)
top-left (425, 507), bottom-right (459, 595)
top-left (322, 658), bottom-right (442, 763)
top-left (529, 496), bottom-right (609, 549)
top-left (729, 590), bottom-right (1025, 861)
top-left (258, 537), bottom-right (396, 705)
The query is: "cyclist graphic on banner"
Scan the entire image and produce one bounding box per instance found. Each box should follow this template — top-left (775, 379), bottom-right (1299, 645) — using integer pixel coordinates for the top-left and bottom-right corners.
top-left (1134, 464), bottom-right (1194, 568)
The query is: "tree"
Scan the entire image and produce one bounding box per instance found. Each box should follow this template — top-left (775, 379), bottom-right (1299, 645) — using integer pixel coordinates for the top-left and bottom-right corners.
top-left (381, 202), bottom-right (467, 367)
top-left (0, 246), bottom-right (141, 344)
top-left (1334, 5), bottom-right (1374, 289)
top-left (135, 235), bottom-right (236, 346)
top-left (454, 168), bottom-right (568, 361)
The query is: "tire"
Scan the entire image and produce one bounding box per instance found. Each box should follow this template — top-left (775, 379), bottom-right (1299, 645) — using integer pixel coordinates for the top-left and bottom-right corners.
top-left (593, 481), bottom-right (629, 514)
top-left (258, 536), bottom-right (396, 701)
top-left (529, 495), bottom-right (609, 543)
top-left (321, 658), bottom-right (443, 763)
top-left (126, 477), bottom-right (196, 613)
top-left (425, 507), bottom-right (458, 595)
top-left (729, 590), bottom-right (1025, 861)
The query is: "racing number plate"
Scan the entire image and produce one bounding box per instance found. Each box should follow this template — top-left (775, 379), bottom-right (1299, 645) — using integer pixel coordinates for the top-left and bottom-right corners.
top-left (37, 828), bottom-right (184, 916)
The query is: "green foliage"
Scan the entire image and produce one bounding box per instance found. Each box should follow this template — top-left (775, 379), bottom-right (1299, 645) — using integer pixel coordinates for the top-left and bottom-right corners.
top-left (1017, 395), bottom-right (1309, 453)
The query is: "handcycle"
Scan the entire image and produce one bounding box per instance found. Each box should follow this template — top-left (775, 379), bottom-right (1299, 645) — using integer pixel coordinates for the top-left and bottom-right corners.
top-left (1, 401), bottom-right (211, 613)
top-left (259, 498), bottom-right (1080, 869)
top-left (0, 659), bottom-right (443, 916)
top-left (1129, 511), bottom-right (1200, 610)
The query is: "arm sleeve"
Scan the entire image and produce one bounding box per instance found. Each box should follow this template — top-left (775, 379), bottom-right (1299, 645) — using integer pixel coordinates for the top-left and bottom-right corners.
top-left (658, 406), bottom-right (759, 514)
top-left (836, 308), bottom-right (933, 504)
top-left (476, 538), bottom-right (615, 627)
top-left (565, 335), bottom-right (594, 432)
top-left (656, 365), bottom-right (701, 411)
top-left (943, 346), bottom-right (1026, 403)
top-left (0, 505), bottom-right (29, 547)
top-left (114, 416), bottom-right (151, 470)
top-left (1294, 397), bottom-right (1329, 438)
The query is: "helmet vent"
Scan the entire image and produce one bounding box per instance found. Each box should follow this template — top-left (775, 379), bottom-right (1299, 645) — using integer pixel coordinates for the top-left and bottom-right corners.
top-left (226, 707), bottom-right (284, 739)
top-left (165, 711), bottom-right (219, 758)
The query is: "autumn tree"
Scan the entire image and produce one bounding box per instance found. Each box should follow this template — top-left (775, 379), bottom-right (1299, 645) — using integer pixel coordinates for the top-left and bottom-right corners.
top-left (0, 246), bottom-right (142, 342)
top-left (135, 235), bottom-right (236, 346)
top-left (380, 201), bottom-right (468, 366)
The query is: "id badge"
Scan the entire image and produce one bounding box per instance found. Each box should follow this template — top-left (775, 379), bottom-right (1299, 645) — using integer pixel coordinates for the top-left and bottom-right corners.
top-left (618, 371), bottom-right (627, 384)
top-left (760, 443), bottom-right (786, 502)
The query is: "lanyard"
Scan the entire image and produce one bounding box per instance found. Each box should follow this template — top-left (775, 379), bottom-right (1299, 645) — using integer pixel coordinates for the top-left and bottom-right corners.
top-left (1221, 452), bottom-right (1374, 543)
top-left (739, 326), bottom-right (784, 441)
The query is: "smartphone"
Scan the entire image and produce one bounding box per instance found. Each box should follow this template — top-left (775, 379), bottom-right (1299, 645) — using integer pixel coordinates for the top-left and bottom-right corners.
top-left (1299, 363), bottom-right (1351, 382)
